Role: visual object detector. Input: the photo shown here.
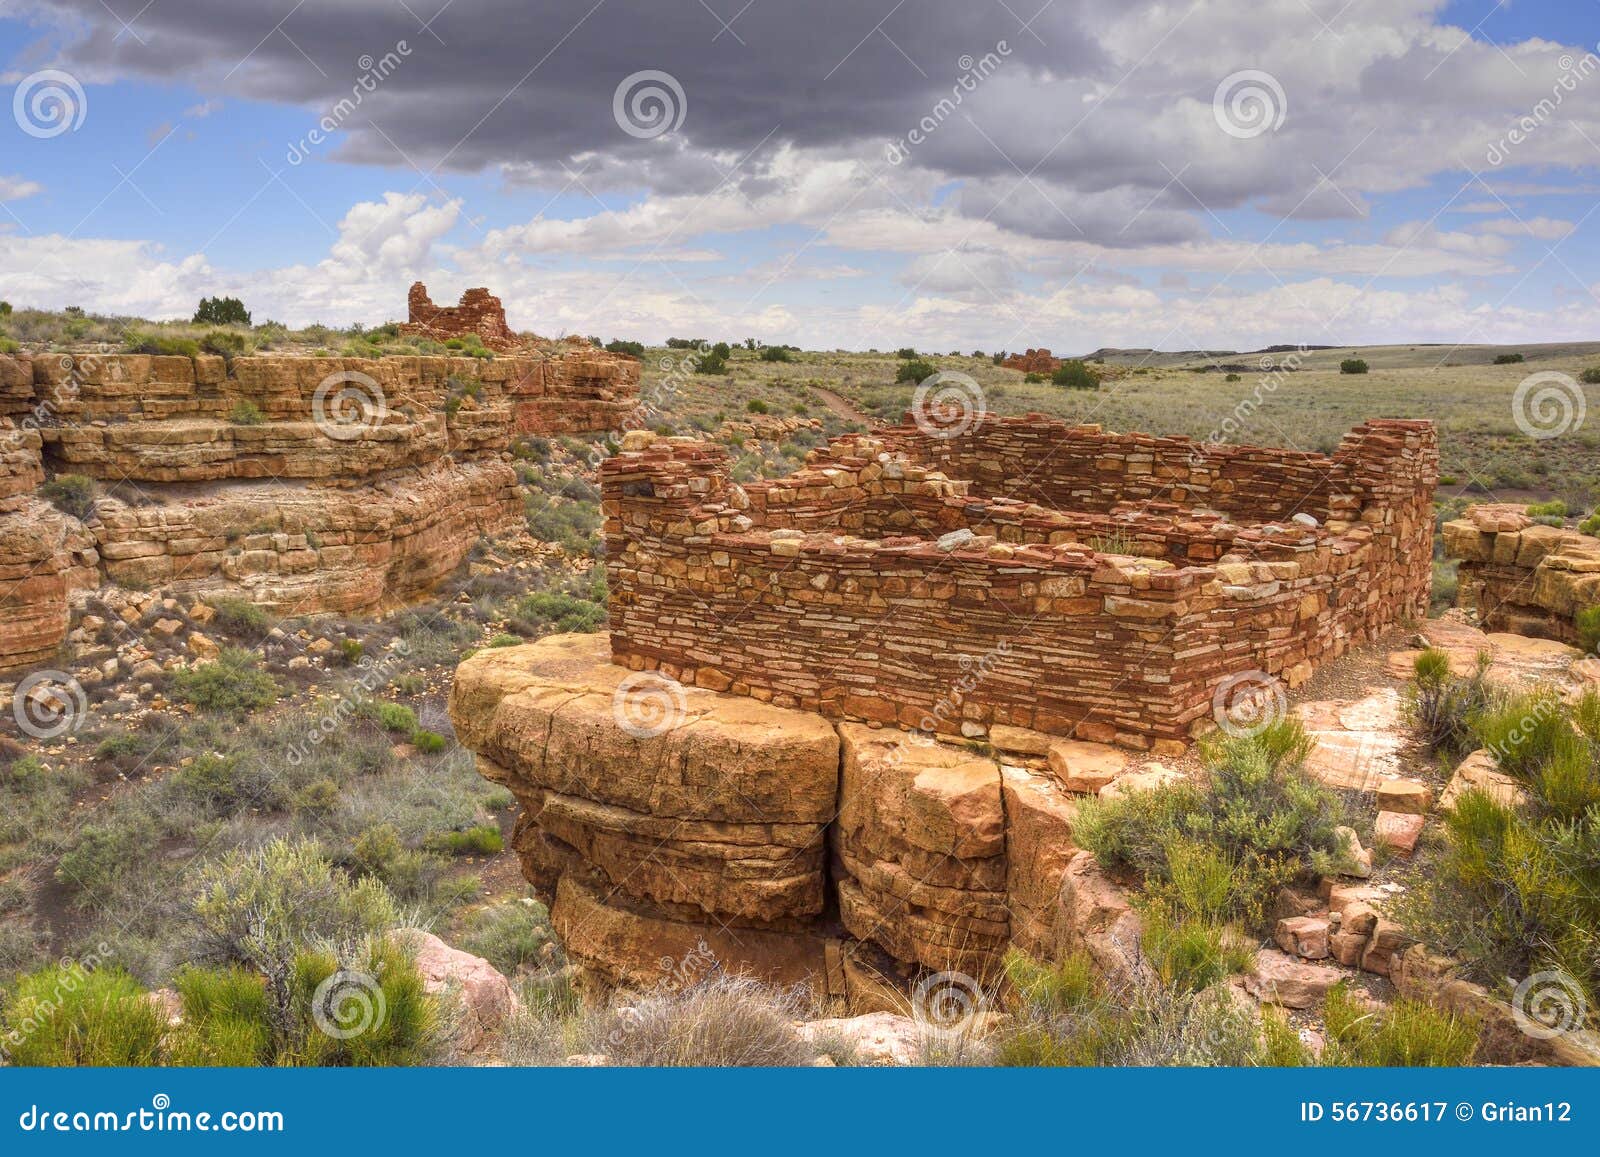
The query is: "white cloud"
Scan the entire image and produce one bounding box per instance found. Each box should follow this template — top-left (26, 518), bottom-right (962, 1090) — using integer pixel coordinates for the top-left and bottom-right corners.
top-left (0, 176), bottom-right (43, 202)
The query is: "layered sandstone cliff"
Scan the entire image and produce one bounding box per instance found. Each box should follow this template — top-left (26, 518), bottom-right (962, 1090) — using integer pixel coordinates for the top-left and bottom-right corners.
top-left (450, 633), bottom-right (1081, 993)
top-left (0, 346), bottom-right (639, 671)
top-left (1443, 503), bottom-right (1600, 642)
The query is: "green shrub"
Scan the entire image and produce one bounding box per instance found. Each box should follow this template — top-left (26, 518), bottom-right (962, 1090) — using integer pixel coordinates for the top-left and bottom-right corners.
top-left (695, 350), bottom-right (728, 375)
top-left (169, 648), bottom-right (280, 714)
top-left (1051, 360), bottom-right (1098, 389)
top-left (194, 296), bottom-right (251, 326)
top-left (746, 399), bottom-right (769, 414)
top-left (1, 966), bottom-right (165, 1066)
top-left (376, 702), bottom-right (418, 733)
top-left (206, 597), bottom-right (273, 640)
top-left (56, 810), bottom-right (160, 899)
top-left (1394, 688), bottom-right (1600, 1021)
top-left (1321, 982), bottom-right (1478, 1066)
top-left (1405, 647), bottom-right (1493, 759)
top-left (288, 938), bottom-right (437, 1066)
top-left (123, 332), bottom-right (200, 358)
top-left (229, 400), bottom-right (265, 425)
top-left (1526, 499), bottom-right (1567, 518)
top-left (424, 825), bottom-right (503, 856)
top-left (1576, 606), bottom-right (1600, 653)
top-left (604, 339), bottom-right (644, 357)
top-left (1224, 372), bottom-right (1241, 382)
top-left (1493, 353), bottom-right (1525, 365)
top-left (512, 587), bottom-right (607, 635)
top-left (487, 634), bottom-right (520, 648)
top-left (895, 359), bottom-right (935, 383)
top-left (895, 347), bottom-right (918, 359)
top-left (411, 730), bottom-right (448, 754)
top-left (40, 474), bottom-right (97, 519)
top-left (1580, 367), bottom-right (1600, 385)
top-left (1581, 512), bottom-right (1600, 536)
top-left (0, 337), bottom-right (19, 354)
top-left (1339, 358), bottom-right (1369, 374)
top-left (166, 965), bottom-right (272, 1066)
top-left (759, 345), bottom-right (793, 362)
top-left (461, 900), bottom-right (558, 975)
top-left (1076, 718), bottom-right (1347, 928)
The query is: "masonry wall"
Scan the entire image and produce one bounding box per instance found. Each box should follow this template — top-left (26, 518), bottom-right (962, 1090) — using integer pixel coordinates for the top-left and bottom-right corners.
top-left (602, 417), bottom-right (1437, 749)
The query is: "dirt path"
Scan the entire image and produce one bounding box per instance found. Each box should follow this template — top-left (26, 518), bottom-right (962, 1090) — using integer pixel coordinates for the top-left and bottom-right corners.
top-left (810, 386), bottom-right (873, 426)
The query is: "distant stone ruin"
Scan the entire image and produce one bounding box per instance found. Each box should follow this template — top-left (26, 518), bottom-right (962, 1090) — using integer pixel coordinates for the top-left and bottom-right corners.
top-left (1001, 348), bottom-right (1064, 374)
top-left (400, 282), bottom-right (520, 351)
top-left (601, 414), bottom-right (1439, 750)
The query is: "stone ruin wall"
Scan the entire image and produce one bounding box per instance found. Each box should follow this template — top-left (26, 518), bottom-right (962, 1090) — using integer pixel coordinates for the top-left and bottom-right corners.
top-left (400, 282), bottom-right (519, 352)
top-left (1000, 348), bottom-right (1064, 374)
top-left (0, 347), bottom-right (640, 671)
top-left (1443, 503), bottom-right (1600, 643)
top-left (602, 416), bottom-right (1437, 750)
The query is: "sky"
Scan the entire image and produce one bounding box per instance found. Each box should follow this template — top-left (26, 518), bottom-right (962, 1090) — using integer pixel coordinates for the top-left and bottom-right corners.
top-left (0, 0), bottom-right (1597, 352)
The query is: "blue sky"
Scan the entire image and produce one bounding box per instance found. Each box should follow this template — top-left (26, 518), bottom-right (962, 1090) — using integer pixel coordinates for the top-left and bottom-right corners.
top-left (1, 0), bottom-right (1598, 350)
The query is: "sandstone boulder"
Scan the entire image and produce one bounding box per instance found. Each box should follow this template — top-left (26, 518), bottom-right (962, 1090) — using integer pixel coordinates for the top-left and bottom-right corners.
top-left (391, 929), bottom-right (517, 1052)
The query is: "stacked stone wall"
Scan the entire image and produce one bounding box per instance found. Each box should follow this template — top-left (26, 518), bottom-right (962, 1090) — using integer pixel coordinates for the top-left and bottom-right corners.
top-left (602, 416), bottom-right (1437, 749)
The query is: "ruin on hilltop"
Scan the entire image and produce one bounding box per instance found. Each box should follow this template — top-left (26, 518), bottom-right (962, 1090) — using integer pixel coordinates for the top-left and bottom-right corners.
top-left (400, 281), bottom-right (522, 352)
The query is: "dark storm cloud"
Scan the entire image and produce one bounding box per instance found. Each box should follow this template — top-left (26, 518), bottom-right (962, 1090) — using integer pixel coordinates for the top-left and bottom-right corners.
top-left (36, 0), bottom-right (1108, 173)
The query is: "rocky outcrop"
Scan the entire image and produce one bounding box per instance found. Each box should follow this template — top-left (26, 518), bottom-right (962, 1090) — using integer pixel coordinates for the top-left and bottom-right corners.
top-left (0, 347), bottom-right (640, 670)
top-left (1443, 503), bottom-right (1600, 642)
top-left (449, 632), bottom-right (1083, 993)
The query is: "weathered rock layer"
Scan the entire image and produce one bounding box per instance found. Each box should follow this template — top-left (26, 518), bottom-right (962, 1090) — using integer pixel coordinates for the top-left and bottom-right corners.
top-left (450, 633), bottom-right (1081, 992)
top-left (0, 347), bottom-right (640, 670)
